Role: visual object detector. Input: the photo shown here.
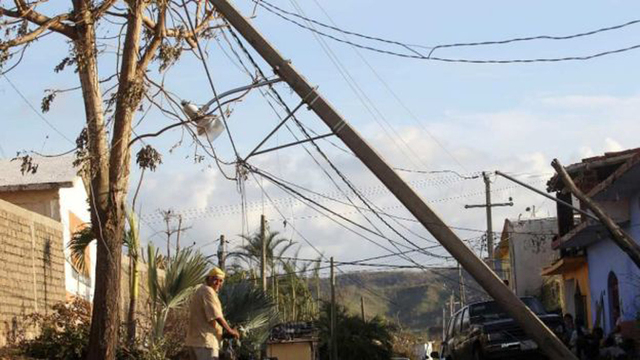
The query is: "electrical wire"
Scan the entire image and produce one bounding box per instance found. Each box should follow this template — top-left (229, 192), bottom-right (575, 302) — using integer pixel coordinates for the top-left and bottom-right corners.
top-left (256, 0), bottom-right (640, 64)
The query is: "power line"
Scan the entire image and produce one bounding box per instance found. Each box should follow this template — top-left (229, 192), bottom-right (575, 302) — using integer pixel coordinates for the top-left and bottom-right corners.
top-left (3, 74), bottom-right (75, 144)
top-left (255, 0), bottom-right (640, 64)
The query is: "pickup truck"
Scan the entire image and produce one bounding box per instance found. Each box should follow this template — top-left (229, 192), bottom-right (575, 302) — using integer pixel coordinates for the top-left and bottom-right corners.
top-left (437, 297), bottom-right (564, 360)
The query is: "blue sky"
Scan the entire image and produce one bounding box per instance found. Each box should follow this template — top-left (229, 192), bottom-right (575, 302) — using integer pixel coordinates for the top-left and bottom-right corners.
top-left (2, 0), bottom-right (640, 271)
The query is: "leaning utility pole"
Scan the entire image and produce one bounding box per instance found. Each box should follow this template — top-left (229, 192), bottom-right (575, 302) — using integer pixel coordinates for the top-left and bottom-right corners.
top-left (260, 214), bottom-right (268, 294)
top-left (208, 1), bottom-right (576, 358)
top-left (330, 257), bottom-right (337, 360)
top-left (464, 171), bottom-right (513, 267)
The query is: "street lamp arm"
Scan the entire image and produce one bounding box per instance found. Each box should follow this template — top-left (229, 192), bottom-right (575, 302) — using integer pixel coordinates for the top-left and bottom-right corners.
top-left (200, 77), bottom-right (282, 114)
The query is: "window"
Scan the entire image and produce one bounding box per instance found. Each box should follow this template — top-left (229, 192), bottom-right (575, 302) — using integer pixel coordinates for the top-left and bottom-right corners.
top-left (461, 308), bottom-right (470, 331)
top-left (448, 312), bottom-right (460, 338)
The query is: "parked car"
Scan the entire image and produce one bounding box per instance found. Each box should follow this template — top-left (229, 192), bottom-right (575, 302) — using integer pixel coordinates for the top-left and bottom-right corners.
top-left (437, 297), bottom-right (564, 360)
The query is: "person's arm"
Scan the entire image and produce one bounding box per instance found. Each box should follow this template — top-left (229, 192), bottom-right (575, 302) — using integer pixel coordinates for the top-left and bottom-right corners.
top-left (213, 317), bottom-right (239, 338)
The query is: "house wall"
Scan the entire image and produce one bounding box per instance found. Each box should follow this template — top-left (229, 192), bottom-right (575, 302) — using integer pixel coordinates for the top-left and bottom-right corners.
top-left (508, 218), bottom-right (558, 297)
top-left (586, 191), bottom-right (640, 334)
top-left (0, 189), bottom-right (60, 220)
top-left (0, 199), bottom-right (66, 347)
top-left (59, 178), bottom-right (96, 300)
top-left (561, 262), bottom-right (592, 328)
top-left (0, 180), bottom-right (96, 301)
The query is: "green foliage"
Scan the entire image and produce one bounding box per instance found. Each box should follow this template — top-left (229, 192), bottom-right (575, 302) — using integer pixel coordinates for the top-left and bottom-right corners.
top-left (147, 244), bottom-right (209, 341)
top-left (219, 280), bottom-right (279, 359)
top-left (317, 302), bottom-right (394, 360)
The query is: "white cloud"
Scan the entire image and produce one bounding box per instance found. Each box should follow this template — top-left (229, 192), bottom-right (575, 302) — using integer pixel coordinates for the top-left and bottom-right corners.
top-left (133, 92), bottom-right (640, 266)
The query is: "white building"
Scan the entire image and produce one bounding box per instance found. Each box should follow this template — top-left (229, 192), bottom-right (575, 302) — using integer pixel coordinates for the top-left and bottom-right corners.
top-left (0, 155), bottom-right (96, 300)
top-left (496, 217), bottom-right (559, 305)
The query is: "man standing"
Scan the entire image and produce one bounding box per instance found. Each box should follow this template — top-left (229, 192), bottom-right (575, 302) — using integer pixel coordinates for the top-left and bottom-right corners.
top-left (186, 266), bottom-right (240, 360)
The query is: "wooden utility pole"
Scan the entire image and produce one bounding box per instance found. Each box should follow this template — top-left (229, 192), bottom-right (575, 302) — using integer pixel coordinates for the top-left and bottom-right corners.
top-left (260, 214), bottom-right (268, 293)
top-left (360, 296), bottom-right (366, 322)
top-left (442, 307), bottom-right (447, 341)
top-left (217, 235), bottom-right (226, 270)
top-left (458, 262), bottom-right (466, 306)
top-left (330, 257), bottom-right (337, 360)
top-left (465, 172), bottom-right (513, 267)
top-left (552, 159), bottom-right (640, 269)
top-left (176, 215), bottom-right (183, 253)
top-left (207, 1), bottom-right (576, 359)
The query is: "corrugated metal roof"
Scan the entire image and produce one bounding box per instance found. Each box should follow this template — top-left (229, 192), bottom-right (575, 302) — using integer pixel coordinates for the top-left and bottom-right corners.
top-left (0, 154), bottom-right (78, 191)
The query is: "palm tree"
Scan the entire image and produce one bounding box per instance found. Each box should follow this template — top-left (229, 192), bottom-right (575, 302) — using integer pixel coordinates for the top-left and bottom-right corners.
top-left (235, 230), bottom-right (296, 272)
top-left (233, 229), bottom-right (296, 303)
top-left (280, 255), bottom-right (316, 322)
top-left (218, 280), bottom-right (279, 359)
top-left (146, 244), bottom-right (209, 342)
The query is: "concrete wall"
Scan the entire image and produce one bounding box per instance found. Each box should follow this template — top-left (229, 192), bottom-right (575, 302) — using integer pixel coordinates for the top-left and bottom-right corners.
top-left (0, 199), bottom-right (66, 346)
top-left (587, 191), bottom-right (640, 334)
top-left (0, 179), bottom-right (96, 301)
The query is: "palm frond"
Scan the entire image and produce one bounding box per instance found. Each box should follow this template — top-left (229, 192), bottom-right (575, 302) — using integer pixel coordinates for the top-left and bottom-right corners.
top-left (68, 225), bottom-right (95, 276)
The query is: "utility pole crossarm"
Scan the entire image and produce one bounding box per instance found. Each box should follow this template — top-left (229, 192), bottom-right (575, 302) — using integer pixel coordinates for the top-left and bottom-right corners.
top-left (208, 1), bottom-right (576, 359)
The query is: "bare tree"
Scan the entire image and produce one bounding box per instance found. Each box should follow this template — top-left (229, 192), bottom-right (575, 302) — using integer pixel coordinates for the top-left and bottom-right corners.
top-left (0, 1), bottom-right (227, 358)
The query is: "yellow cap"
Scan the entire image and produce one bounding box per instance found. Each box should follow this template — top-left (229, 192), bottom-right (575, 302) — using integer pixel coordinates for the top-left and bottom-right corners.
top-left (207, 266), bottom-right (226, 279)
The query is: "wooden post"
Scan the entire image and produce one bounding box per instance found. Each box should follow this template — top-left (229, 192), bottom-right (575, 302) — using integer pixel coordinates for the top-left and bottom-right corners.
top-left (217, 235), bottom-right (226, 270)
top-left (330, 257), bottom-right (337, 360)
top-left (360, 296), bottom-right (366, 322)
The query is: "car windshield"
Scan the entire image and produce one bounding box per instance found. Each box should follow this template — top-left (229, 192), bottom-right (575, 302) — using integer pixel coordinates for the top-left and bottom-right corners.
top-left (469, 298), bottom-right (546, 322)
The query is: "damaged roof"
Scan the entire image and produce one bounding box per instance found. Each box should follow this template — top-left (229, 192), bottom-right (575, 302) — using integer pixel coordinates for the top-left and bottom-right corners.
top-left (546, 147), bottom-right (640, 196)
top-left (0, 155), bottom-right (79, 191)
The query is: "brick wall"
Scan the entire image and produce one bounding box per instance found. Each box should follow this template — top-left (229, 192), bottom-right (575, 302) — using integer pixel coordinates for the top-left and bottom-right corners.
top-left (0, 199), bottom-right (65, 346)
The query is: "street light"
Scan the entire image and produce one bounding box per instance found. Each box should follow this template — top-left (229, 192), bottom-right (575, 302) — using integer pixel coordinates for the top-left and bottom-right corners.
top-left (181, 77), bottom-right (282, 141)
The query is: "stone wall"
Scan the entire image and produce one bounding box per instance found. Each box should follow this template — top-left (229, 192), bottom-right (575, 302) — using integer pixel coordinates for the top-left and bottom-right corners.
top-left (0, 199), bottom-right (65, 346)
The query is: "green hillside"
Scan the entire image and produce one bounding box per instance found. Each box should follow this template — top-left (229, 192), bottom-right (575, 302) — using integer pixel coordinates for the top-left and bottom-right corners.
top-left (320, 269), bottom-right (487, 339)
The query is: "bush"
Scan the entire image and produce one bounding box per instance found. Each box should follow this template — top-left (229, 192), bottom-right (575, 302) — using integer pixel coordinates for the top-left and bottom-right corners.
top-left (13, 298), bottom-right (187, 360)
top-left (20, 298), bottom-right (92, 360)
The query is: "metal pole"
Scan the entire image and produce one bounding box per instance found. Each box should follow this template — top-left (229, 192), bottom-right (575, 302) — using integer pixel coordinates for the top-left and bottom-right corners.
top-left (207, 1), bottom-right (576, 358)
top-left (330, 257), bottom-right (337, 360)
top-left (260, 214), bottom-right (267, 293)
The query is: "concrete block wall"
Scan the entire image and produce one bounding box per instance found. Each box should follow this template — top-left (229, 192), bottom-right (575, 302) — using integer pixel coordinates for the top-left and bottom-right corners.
top-left (0, 199), bottom-right (65, 346)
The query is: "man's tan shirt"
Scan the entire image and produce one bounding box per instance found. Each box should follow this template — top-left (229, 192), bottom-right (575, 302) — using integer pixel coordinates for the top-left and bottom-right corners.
top-left (185, 284), bottom-right (224, 350)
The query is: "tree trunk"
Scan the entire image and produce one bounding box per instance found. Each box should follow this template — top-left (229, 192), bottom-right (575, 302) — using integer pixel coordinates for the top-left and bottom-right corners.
top-left (85, 1), bottom-right (146, 358)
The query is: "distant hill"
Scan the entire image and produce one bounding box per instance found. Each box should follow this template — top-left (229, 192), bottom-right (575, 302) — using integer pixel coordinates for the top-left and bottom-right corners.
top-left (319, 269), bottom-right (488, 339)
